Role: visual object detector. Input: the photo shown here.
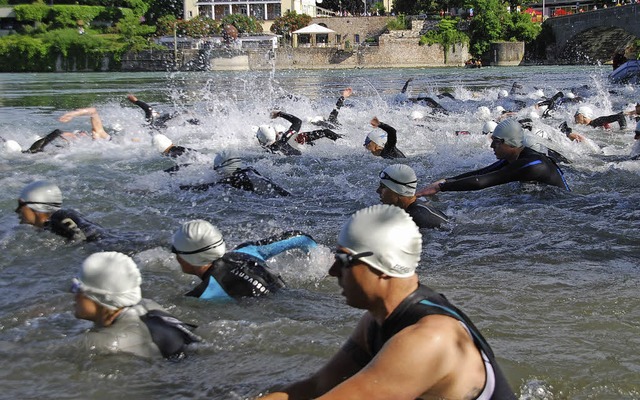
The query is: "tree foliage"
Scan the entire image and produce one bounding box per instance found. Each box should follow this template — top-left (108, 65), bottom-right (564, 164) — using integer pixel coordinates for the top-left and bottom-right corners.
top-left (419, 17), bottom-right (468, 51)
top-left (156, 15), bottom-right (220, 37)
top-left (270, 10), bottom-right (311, 35)
top-left (468, 0), bottom-right (507, 56)
top-left (221, 14), bottom-right (262, 34)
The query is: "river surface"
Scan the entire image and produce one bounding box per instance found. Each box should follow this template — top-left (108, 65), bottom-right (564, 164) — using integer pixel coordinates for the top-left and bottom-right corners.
top-left (0, 66), bottom-right (638, 400)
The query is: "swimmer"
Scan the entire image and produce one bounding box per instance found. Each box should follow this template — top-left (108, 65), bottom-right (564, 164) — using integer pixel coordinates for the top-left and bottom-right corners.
top-left (179, 151), bottom-right (291, 196)
top-left (71, 251), bottom-right (200, 359)
top-left (364, 117), bottom-right (406, 159)
top-left (308, 87), bottom-right (353, 129)
top-left (151, 133), bottom-right (198, 173)
top-left (573, 106), bottom-right (627, 130)
top-left (257, 205), bottom-right (516, 400)
top-left (15, 181), bottom-right (108, 241)
top-left (416, 119), bottom-right (571, 196)
top-left (127, 94), bottom-right (199, 128)
top-left (171, 220), bottom-right (317, 300)
top-left (257, 110), bottom-right (342, 156)
top-left (58, 107), bottom-right (111, 140)
top-left (377, 164), bottom-right (448, 229)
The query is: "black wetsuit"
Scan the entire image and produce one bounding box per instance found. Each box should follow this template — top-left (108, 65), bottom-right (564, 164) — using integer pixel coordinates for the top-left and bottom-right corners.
top-left (266, 112), bottom-right (303, 156)
top-left (23, 129), bottom-right (65, 153)
top-left (179, 167), bottom-right (290, 196)
top-left (45, 209), bottom-right (109, 241)
top-left (588, 112), bottom-right (626, 130)
top-left (440, 147), bottom-right (570, 191)
top-left (130, 99), bottom-right (175, 128)
top-left (295, 128), bottom-right (342, 145)
top-left (311, 95), bottom-right (348, 129)
top-left (185, 231), bottom-right (316, 300)
top-left (377, 122), bottom-right (406, 159)
top-left (364, 284), bottom-right (516, 400)
top-left (405, 200), bottom-right (449, 229)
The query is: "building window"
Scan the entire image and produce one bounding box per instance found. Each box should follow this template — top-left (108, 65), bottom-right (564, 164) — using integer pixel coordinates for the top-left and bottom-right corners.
top-left (267, 3), bottom-right (281, 20)
top-left (354, 34), bottom-right (360, 43)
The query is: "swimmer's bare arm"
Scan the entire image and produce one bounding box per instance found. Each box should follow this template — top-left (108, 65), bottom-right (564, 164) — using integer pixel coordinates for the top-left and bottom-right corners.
top-left (59, 107), bottom-right (110, 140)
top-left (258, 314), bottom-right (373, 400)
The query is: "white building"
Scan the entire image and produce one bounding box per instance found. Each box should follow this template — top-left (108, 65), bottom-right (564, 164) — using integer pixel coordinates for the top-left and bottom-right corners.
top-left (184, 0), bottom-right (319, 21)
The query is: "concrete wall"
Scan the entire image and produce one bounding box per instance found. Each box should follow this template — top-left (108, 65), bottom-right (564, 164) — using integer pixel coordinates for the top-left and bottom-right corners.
top-left (489, 42), bottom-right (524, 66)
top-left (309, 16), bottom-right (391, 45)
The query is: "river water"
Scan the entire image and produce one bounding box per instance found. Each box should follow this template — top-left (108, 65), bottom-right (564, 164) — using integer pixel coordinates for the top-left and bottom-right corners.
top-left (0, 66), bottom-right (638, 400)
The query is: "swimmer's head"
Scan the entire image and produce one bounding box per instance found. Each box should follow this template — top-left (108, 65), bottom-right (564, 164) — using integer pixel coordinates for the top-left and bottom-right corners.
top-left (4, 140), bottom-right (22, 153)
top-left (172, 220), bottom-right (226, 267)
top-left (476, 106), bottom-right (491, 121)
top-left (364, 129), bottom-right (387, 148)
top-left (335, 204), bottom-right (421, 278)
top-left (17, 180), bottom-right (62, 213)
top-left (533, 89), bottom-right (545, 98)
top-left (213, 151), bottom-right (245, 177)
top-left (72, 251), bottom-right (142, 311)
top-left (566, 92), bottom-right (576, 99)
top-left (307, 115), bottom-right (325, 123)
top-left (379, 164), bottom-right (418, 197)
top-left (575, 106), bottom-right (593, 120)
top-left (152, 134), bottom-right (173, 153)
top-left (482, 120), bottom-right (498, 135)
top-left (256, 125), bottom-right (277, 146)
top-left (492, 119), bottom-right (524, 147)
top-left (495, 106), bottom-right (506, 115)
top-left (498, 89), bottom-right (509, 99)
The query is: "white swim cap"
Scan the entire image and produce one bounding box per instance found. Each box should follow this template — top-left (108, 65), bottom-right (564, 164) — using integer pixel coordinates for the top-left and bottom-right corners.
top-left (575, 106), bottom-right (594, 120)
top-left (73, 252), bottom-right (142, 310)
top-left (256, 125), bottom-right (277, 146)
top-left (498, 89), bottom-right (509, 99)
top-left (338, 205), bottom-right (421, 278)
top-left (482, 120), bottom-right (498, 135)
top-left (379, 164), bottom-right (418, 197)
top-left (492, 119), bottom-right (524, 147)
top-left (410, 110), bottom-right (424, 120)
top-left (566, 92), bottom-right (576, 99)
top-left (4, 140), bottom-right (22, 152)
top-left (18, 181), bottom-right (62, 213)
top-left (495, 105), bottom-right (506, 114)
top-left (172, 220), bottom-right (226, 267)
top-left (152, 134), bottom-right (172, 153)
top-left (476, 106), bottom-right (491, 121)
top-left (533, 89), bottom-right (545, 98)
top-left (213, 151), bottom-right (245, 177)
top-left (365, 129), bottom-right (387, 147)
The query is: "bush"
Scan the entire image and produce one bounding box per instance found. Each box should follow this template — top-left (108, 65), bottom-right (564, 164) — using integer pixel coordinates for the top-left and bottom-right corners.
top-left (14, 2), bottom-right (51, 23)
top-left (221, 14), bottom-right (262, 34)
top-left (0, 35), bottom-right (52, 71)
top-left (270, 10), bottom-right (311, 36)
top-left (386, 15), bottom-right (410, 30)
top-left (49, 5), bottom-right (105, 29)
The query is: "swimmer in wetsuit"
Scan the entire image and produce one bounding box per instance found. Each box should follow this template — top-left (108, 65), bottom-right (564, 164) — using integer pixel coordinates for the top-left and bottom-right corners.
top-left (416, 119), bottom-right (571, 197)
top-left (257, 205), bottom-right (516, 400)
top-left (308, 87), bottom-right (353, 129)
top-left (179, 151), bottom-right (291, 196)
top-left (127, 94), bottom-right (199, 128)
top-left (151, 133), bottom-right (198, 173)
top-left (573, 106), bottom-right (627, 130)
top-left (171, 220), bottom-right (317, 300)
top-left (377, 164), bottom-right (448, 229)
top-left (15, 181), bottom-right (109, 241)
top-left (71, 251), bottom-right (200, 359)
top-left (256, 110), bottom-right (342, 156)
top-left (364, 116), bottom-right (406, 159)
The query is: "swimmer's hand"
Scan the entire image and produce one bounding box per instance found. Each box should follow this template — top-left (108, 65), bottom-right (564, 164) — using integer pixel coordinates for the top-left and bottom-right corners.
top-left (416, 180), bottom-right (445, 197)
top-left (568, 132), bottom-right (585, 142)
top-left (127, 94), bottom-right (138, 103)
top-left (370, 117), bottom-right (380, 128)
top-left (342, 87), bottom-right (353, 98)
top-left (270, 110), bottom-right (281, 119)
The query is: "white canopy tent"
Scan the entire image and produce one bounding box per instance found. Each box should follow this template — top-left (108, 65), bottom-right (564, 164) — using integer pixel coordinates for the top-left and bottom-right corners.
top-left (292, 24), bottom-right (336, 48)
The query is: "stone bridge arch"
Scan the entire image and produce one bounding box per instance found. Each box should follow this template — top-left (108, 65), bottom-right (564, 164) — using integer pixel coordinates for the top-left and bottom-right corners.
top-left (544, 4), bottom-right (639, 64)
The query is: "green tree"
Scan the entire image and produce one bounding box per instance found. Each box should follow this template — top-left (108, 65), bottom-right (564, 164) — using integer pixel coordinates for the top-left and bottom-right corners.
top-left (270, 10), bottom-right (311, 36)
top-left (221, 14), bottom-right (262, 34)
top-left (468, 0), bottom-right (507, 57)
top-left (505, 11), bottom-right (541, 42)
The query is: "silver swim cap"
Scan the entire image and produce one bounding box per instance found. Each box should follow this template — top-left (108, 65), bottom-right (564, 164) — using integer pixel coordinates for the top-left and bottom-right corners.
top-left (575, 106), bottom-right (594, 120)
top-left (73, 252), bottom-right (142, 310)
top-left (152, 134), bottom-right (172, 153)
top-left (256, 125), bottom-right (277, 146)
top-left (214, 151), bottom-right (245, 177)
top-left (492, 119), bottom-right (524, 147)
top-left (482, 121), bottom-right (498, 135)
top-left (338, 204), bottom-right (421, 278)
top-left (172, 220), bottom-right (226, 267)
top-left (18, 181), bottom-right (62, 213)
top-left (364, 129), bottom-right (387, 147)
top-left (379, 164), bottom-right (418, 197)
top-left (4, 140), bottom-right (22, 152)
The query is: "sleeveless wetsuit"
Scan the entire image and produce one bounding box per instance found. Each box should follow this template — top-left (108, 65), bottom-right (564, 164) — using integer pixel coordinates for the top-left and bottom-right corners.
top-left (45, 209), bottom-right (110, 242)
top-left (440, 147), bottom-right (570, 191)
top-left (179, 167), bottom-right (290, 196)
top-left (82, 299), bottom-right (200, 359)
top-left (377, 122), bottom-right (406, 159)
top-left (405, 199), bottom-right (449, 229)
top-left (185, 231), bottom-right (317, 300)
top-left (364, 285), bottom-right (516, 400)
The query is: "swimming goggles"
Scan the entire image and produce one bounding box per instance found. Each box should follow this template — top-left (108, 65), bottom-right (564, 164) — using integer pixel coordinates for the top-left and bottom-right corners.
top-left (15, 200), bottom-right (62, 213)
top-left (171, 238), bottom-right (224, 255)
top-left (333, 250), bottom-right (374, 269)
top-left (363, 136), bottom-right (372, 146)
top-left (70, 278), bottom-right (83, 294)
top-left (379, 171), bottom-right (417, 189)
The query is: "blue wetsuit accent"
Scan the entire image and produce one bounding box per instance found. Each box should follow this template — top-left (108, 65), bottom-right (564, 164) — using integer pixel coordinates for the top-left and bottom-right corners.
top-left (234, 232), bottom-right (317, 261)
top-left (199, 278), bottom-right (233, 301)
